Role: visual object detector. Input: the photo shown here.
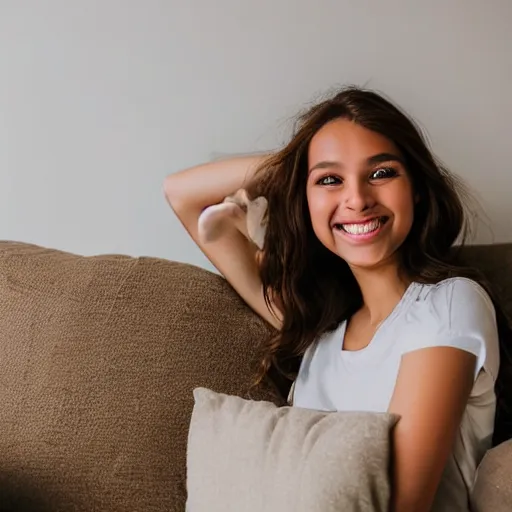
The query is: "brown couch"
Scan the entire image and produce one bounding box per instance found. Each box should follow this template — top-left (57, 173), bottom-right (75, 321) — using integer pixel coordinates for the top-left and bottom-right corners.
top-left (0, 240), bottom-right (510, 512)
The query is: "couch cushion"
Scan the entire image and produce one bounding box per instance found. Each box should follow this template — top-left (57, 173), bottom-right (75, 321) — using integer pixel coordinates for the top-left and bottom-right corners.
top-left (471, 439), bottom-right (512, 511)
top-left (187, 388), bottom-right (397, 512)
top-left (0, 241), bottom-right (282, 512)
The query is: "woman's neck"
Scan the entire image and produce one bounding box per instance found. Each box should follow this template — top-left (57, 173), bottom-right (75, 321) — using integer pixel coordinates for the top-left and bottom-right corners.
top-left (350, 261), bottom-right (411, 327)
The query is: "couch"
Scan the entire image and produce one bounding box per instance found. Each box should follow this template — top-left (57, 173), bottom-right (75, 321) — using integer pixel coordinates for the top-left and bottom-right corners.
top-left (0, 240), bottom-right (510, 511)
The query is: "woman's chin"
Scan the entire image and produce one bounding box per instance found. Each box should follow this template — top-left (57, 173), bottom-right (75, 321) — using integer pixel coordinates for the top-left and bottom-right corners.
top-left (333, 245), bottom-right (398, 271)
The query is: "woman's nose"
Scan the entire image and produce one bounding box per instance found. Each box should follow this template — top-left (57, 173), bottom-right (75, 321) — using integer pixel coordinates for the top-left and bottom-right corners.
top-left (343, 181), bottom-right (375, 212)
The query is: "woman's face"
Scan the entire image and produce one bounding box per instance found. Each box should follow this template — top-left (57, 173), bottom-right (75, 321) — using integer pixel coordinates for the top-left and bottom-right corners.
top-left (306, 118), bottom-right (415, 271)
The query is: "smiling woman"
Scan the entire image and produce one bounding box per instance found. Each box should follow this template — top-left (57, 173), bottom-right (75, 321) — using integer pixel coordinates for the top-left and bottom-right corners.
top-left (164, 86), bottom-right (512, 512)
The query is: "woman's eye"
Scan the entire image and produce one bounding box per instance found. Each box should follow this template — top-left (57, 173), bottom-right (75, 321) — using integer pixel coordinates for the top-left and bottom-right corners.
top-left (370, 167), bottom-right (398, 180)
top-left (317, 175), bottom-right (341, 186)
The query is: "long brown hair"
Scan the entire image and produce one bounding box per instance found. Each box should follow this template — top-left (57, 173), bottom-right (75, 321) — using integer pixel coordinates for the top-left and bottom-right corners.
top-left (246, 86), bottom-right (512, 446)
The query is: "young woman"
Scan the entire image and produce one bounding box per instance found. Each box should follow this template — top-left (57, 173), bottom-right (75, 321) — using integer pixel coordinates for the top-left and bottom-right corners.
top-left (164, 87), bottom-right (510, 511)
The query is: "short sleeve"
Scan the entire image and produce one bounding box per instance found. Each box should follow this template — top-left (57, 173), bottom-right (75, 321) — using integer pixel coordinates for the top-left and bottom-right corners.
top-left (401, 278), bottom-right (499, 382)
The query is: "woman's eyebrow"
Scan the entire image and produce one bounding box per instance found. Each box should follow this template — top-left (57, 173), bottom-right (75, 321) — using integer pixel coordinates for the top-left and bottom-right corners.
top-left (308, 152), bottom-right (404, 174)
top-left (308, 161), bottom-right (341, 174)
top-left (366, 152), bottom-right (405, 166)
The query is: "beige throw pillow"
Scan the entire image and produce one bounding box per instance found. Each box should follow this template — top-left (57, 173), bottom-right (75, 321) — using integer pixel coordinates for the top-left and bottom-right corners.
top-left (187, 388), bottom-right (398, 512)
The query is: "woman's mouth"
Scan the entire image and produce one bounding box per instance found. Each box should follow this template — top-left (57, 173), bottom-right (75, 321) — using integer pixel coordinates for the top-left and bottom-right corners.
top-left (333, 216), bottom-right (389, 242)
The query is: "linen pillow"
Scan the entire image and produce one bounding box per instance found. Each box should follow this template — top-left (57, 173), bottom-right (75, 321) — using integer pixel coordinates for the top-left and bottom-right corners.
top-left (471, 439), bottom-right (512, 512)
top-left (187, 387), bottom-right (399, 512)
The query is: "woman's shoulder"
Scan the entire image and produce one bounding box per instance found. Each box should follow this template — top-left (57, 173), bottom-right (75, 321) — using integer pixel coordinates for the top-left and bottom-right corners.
top-left (404, 277), bottom-right (498, 348)
top-left (403, 277), bottom-right (500, 382)
top-left (415, 276), bottom-right (496, 319)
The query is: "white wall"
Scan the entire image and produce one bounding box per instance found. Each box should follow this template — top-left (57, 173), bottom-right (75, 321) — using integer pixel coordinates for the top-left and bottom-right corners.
top-left (1, 0), bottom-right (511, 271)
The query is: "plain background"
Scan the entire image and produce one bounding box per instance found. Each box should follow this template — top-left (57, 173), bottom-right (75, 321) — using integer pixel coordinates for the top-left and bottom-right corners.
top-left (1, 0), bottom-right (511, 272)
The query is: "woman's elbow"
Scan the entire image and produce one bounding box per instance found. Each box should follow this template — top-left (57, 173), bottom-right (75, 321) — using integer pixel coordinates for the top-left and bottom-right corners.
top-left (163, 174), bottom-right (184, 210)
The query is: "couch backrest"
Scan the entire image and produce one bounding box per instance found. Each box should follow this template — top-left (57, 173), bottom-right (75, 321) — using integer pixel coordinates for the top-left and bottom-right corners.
top-left (458, 243), bottom-right (512, 319)
top-left (459, 243), bottom-right (512, 445)
top-left (0, 241), bottom-right (281, 512)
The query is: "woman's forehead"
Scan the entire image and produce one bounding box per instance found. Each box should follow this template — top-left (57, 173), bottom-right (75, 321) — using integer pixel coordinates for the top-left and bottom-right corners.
top-left (308, 119), bottom-right (401, 166)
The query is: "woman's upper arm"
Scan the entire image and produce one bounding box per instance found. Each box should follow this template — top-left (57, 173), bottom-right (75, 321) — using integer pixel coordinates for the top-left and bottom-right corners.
top-left (387, 279), bottom-right (499, 511)
top-left (388, 347), bottom-right (476, 512)
top-left (164, 184), bottom-right (282, 330)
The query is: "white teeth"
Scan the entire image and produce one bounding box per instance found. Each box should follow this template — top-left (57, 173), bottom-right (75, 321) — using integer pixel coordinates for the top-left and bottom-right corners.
top-left (340, 218), bottom-right (381, 235)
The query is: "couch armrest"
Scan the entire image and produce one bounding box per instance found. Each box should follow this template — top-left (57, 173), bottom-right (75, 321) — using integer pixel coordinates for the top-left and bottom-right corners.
top-left (471, 440), bottom-right (512, 512)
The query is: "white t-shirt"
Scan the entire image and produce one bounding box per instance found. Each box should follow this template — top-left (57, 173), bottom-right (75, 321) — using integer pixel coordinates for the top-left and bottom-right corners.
top-left (291, 277), bottom-right (500, 512)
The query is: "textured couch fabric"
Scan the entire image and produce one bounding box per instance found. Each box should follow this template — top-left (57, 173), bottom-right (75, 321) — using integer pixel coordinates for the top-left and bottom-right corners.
top-left (0, 240), bottom-right (511, 511)
top-left (0, 241), bottom-right (282, 511)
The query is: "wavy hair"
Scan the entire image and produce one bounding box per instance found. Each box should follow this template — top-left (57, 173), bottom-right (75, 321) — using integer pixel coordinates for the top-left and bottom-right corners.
top-left (246, 86), bottom-right (512, 446)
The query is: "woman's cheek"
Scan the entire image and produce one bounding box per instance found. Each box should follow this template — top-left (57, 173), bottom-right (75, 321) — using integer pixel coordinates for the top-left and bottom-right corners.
top-left (308, 204), bottom-right (332, 247)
